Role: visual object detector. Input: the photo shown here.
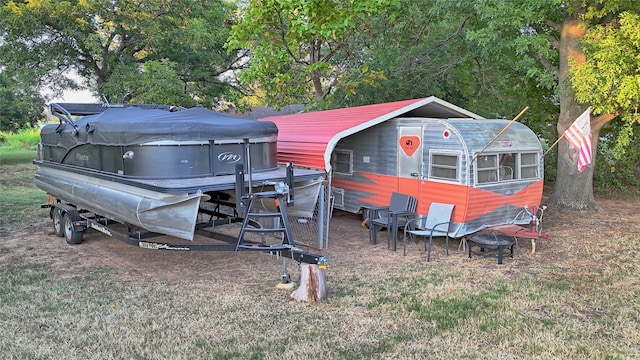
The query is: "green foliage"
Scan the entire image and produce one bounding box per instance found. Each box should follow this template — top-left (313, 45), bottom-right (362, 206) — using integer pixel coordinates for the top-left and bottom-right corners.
top-left (0, 129), bottom-right (40, 167)
top-left (102, 61), bottom-right (196, 107)
top-left (0, 147), bottom-right (37, 165)
top-left (571, 10), bottom-right (640, 150)
top-left (0, 0), bottom-right (238, 107)
top-left (0, 72), bottom-right (45, 131)
top-left (428, 0), bottom-right (563, 91)
top-left (1, 128), bottom-right (41, 151)
top-left (2, 0), bottom-right (640, 193)
top-left (331, 0), bottom-right (558, 125)
top-left (593, 121), bottom-right (640, 190)
top-left (227, 0), bottom-right (400, 108)
top-left (0, 162), bottom-right (45, 224)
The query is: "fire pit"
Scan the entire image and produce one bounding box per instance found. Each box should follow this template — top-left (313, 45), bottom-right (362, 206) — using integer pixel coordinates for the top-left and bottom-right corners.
top-left (468, 232), bottom-right (516, 264)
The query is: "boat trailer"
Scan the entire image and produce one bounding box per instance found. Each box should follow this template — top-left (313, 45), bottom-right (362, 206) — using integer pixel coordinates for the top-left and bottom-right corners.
top-left (43, 185), bottom-right (328, 288)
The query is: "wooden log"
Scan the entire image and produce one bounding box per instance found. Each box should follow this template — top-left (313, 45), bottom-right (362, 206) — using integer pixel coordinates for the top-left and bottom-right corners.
top-left (291, 263), bottom-right (327, 302)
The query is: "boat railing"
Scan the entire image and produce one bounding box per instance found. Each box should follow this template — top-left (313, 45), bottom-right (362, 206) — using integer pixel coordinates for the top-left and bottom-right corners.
top-left (48, 102), bottom-right (186, 135)
top-left (49, 103), bottom-right (80, 135)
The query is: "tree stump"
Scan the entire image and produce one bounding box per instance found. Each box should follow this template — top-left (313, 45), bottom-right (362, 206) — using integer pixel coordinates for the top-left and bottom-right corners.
top-left (290, 263), bottom-right (327, 302)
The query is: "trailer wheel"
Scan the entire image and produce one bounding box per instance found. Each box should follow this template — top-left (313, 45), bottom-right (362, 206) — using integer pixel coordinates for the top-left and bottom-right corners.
top-left (52, 209), bottom-right (65, 237)
top-left (63, 213), bottom-right (84, 245)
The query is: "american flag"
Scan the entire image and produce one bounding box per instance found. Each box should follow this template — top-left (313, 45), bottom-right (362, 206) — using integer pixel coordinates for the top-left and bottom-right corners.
top-left (563, 107), bottom-right (592, 172)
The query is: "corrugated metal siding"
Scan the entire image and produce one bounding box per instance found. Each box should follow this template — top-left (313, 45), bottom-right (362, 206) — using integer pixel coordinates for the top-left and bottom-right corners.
top-left (332, 173), bottom-right (400, 213)
top-left (263, 99), bottom-right (425, 170)
top-left (454, 180), bottom-right (544, 236)
top-left (340, 122), bottom-right (398, 175)
top-left (260, 97), bottom-right (483, 171)
top-left (331, 121), bottom-right (400, 213)
top-left (447, 119), bottom-right (541, 152)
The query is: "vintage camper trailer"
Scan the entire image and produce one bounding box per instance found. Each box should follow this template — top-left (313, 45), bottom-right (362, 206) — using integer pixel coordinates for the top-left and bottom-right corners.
top-left (261, 96), bottom-right (544, 238)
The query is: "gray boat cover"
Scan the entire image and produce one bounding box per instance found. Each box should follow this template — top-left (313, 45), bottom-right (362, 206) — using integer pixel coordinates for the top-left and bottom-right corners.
top-left (41, 106), bottom-right (278, 150)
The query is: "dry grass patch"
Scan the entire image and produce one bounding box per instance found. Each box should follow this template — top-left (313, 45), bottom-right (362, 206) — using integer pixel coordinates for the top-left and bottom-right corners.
top-left (1, 159), bottom-right (639, 359)
top-left (1, 228), bottom-right (639, 359)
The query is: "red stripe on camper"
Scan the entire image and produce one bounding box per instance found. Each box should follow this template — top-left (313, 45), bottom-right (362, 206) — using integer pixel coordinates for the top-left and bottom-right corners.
top-left (463, 180), bottom-right (544, 221)
top-left (332, 172), bottom-right (543, 224)
top-left (333, 175), bottom-right (400, 206)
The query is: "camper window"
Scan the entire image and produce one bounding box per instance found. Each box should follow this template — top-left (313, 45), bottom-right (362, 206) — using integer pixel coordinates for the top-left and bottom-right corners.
top-left (476, 152), bottom-right (540, 184)
top-left (332, 149), bottom-right (353, 175)
top-left (477, 155), bottom-right (499, 183)
top-left (429, 153), bottom-right (460, 181)
top-left (520, 153), bottom-right (539, 179)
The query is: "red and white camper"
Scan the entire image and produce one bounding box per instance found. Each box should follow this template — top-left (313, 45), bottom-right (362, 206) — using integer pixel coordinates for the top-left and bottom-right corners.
top-left (261, 96), bottom-right (546, 239)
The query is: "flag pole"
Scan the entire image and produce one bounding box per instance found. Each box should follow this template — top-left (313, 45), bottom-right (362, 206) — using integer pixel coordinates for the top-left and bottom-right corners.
top-left (472, 106), bottom-right (529, 163)
top-left (543, 132), bottom-right (566, 156)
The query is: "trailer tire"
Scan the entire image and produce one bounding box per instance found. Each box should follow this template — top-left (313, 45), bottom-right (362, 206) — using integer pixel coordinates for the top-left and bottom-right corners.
top-left (52, 208), bottom-right (65, 237)
top-left (63, 213), bottom-right (84, 245)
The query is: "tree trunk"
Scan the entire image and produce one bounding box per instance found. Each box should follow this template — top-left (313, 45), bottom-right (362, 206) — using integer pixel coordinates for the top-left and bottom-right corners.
top-left (309, 38), bottom-right (326, 101)
top-left (548, 13), bottom-right (599, 210)
top-left (290, 263), bottom-right (327, 302)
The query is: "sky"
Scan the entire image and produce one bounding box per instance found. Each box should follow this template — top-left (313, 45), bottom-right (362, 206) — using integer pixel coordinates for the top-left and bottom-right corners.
top-left (49, 88), bottom-right (99, 104)
top-left (45, 69), bottom-right (99, 104)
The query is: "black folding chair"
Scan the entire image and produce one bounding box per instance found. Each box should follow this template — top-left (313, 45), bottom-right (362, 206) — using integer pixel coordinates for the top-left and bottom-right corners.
top-left (364, 192), bottom-right (417, 251)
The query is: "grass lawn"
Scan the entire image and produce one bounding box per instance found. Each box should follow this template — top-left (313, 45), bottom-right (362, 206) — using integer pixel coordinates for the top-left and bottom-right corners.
top-left (0, 149), bottom-right (47, 228)
top-left (0, 152), bottom-right (638, 359)
top-left (0, 146), bottom-right (37, 165)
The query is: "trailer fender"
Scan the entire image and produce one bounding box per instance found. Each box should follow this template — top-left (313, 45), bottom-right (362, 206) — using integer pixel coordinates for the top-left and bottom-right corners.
top-left (50, 204), bottom-right (86, 233)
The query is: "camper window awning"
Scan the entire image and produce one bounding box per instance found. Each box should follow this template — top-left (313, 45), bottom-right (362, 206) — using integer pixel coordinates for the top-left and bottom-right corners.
top-left (260, 96), bottom-right (483, 172)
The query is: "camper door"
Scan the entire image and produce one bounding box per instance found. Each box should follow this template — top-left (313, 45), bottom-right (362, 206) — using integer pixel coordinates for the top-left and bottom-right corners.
top-left (398, 126), bottom-right (423, 194)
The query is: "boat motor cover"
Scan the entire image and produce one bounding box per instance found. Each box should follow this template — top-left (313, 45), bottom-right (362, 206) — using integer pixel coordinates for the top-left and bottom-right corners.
top-left (41, 106), bottom-right (278, 150)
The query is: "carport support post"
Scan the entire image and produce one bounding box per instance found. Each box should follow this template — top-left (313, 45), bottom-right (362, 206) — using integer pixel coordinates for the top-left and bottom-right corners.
top-left (317, 184), bottom-right (325, 249)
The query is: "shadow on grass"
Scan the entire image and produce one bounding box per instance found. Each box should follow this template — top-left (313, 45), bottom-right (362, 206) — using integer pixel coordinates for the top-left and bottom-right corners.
top-left (0, 148), bottom-right (37, 165)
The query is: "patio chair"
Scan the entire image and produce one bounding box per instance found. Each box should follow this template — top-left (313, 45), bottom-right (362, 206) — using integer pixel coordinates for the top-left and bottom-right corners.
top-left (403, 203), bottom-right (455, 261)
top-left (364, 192), bottom-right (417, 250)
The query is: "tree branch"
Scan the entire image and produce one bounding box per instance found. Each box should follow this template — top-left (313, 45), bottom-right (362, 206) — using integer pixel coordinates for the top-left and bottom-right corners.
top-left (528, 51), bottom-right (558, 77)
top-left (474, 57), bottom-right (486, 96)
top-left (544, 19), bottom-right (561, 33)
top-left (592, 112), bottom-right (618, 131)
top-left (530, 23), bottom-right (559, 49)
top-left (275, 9), bottom-right (306, 65)
top-left (321, 41), bottom-right (346, 63)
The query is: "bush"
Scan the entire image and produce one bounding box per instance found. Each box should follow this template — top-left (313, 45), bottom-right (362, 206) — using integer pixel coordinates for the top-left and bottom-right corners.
top-left (1, 128), bottom-right (41, 151)
top-left (594, 123), bottom-right (640, 191)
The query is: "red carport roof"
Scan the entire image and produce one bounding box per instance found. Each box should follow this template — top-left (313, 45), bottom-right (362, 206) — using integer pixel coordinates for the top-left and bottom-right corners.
top-left (260, 96), bottom-right (483, 171)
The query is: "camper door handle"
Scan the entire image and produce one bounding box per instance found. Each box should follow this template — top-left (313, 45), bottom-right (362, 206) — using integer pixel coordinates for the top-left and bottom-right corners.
top-left (410, 172), bottom-right (419, 177)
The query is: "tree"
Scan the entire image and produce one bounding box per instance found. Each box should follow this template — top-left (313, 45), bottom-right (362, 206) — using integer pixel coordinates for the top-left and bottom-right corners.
top-left (570, 11), bottom-right (640, 171)
top-left (330, 0), bottom-right (558, 132)
top-left (0, 71), bottom-right (44, 131)
top-left (239, 0), bottom-right (639, 207)
top-left (226, 0), bottom-right (400, 108)
top-left (102, 61), bottom-right (196, 106)
top-left (0, 0), bottom-right (240, 107)
top-left (421, 0), bottom-right (639, 209)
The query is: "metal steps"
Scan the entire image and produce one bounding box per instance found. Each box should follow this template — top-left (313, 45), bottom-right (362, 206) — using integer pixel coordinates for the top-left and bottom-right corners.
top-left (235, 191), bottom-right (295, 251)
